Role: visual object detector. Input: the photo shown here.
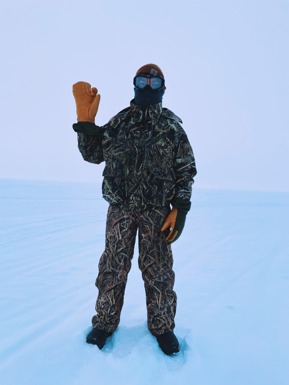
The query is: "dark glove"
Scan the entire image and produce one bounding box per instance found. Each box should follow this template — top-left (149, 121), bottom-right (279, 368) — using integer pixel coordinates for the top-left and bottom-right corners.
top-left (161, 198), bottom-right (191, 243)
top-left (72, 121), bottom-right (101, 136)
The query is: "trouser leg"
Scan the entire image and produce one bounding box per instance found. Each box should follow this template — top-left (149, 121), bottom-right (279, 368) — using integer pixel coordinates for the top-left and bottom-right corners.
top-left (92, 205), bottom-right (137, 333)
top-left (138, 207), bottom-right (177, 336)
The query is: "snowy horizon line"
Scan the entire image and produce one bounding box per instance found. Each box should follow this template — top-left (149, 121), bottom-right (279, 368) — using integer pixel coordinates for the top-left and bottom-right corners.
top-left (1, 177), bottom-right (289, 195)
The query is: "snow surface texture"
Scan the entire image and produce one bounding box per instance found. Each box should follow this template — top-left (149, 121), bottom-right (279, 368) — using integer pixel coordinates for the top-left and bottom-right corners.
top-left (0, 180), bottom-right (288, 385)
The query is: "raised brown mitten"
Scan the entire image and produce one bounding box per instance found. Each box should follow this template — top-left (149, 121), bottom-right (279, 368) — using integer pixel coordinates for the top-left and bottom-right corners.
top-left (72, 81), bottom-right (100, 123)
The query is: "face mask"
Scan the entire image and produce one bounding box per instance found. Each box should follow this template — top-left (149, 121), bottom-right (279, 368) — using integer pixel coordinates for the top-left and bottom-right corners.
top-left (134, 87), bottom-right (165, 108)
top-left (133, 73), bottom-right (165, 108)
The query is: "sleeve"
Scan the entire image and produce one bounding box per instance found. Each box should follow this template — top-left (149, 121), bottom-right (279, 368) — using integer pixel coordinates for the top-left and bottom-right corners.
top-left (72, 122), bottom-right (104, 164)
top-left (173, 130), bottom-right (197, 204)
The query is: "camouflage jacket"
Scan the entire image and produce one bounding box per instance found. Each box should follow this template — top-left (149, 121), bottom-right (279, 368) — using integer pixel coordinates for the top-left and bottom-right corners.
top-left (75, 101), bottom-right (197, 211)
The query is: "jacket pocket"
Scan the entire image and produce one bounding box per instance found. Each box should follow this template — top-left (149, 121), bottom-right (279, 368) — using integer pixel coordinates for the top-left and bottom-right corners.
top-left (102, 165), bottom-right (126, 204)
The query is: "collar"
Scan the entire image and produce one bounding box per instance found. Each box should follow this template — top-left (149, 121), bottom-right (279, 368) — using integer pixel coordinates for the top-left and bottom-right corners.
top-left (129, 100), bottom-right (163, 124)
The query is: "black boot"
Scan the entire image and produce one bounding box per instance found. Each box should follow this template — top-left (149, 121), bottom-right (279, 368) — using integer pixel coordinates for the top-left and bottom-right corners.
top-left (156, 331), bottom-right (180, 355)
top-left (86, 328), bottom-right (112, 349)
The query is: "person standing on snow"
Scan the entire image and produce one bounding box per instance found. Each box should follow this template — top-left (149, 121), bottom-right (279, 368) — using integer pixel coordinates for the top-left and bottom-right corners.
top-left (72, 64), bottom-right (197, 355)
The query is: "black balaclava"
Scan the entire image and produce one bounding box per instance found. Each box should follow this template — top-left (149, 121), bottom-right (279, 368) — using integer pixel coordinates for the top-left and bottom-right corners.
top-left (134, 87), bottom-right (165, 108)
top-left (134, 63), bottom-right (165, 108)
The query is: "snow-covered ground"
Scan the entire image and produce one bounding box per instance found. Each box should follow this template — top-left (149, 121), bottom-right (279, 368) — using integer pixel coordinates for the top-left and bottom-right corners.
top-left (0, 179), bottom-right (288, 385)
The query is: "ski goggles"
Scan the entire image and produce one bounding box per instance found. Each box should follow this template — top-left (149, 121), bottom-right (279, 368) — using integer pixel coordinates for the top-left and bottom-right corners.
top-left (133, 74), bottom-right (165, 90)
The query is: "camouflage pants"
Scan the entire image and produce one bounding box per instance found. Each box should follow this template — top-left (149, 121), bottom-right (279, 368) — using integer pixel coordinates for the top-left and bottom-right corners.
top-left (92, 204), bottom-right (177, 336)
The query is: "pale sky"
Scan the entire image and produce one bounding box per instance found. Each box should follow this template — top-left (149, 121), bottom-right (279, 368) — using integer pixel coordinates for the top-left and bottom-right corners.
top-left (0, 0), bottom-right (288, 192)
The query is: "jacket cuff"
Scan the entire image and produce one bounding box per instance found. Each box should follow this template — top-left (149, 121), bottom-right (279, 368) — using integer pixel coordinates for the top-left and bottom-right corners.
top-left (72, 122), bottom-right (101, 136)
top-left (172, 197), bottom-right (191, 213)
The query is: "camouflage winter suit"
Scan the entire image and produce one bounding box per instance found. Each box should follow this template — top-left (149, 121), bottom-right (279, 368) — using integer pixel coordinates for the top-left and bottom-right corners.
top-left (76, 100), bottom-right (197, 335)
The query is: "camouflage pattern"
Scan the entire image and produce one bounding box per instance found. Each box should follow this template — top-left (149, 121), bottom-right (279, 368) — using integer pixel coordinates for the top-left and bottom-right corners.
top-left (92, 204), bottom-right (176, 336)
top-left (77, 101), bottom-right (197, 211)
top-left (76, 100), bottom-right (197, 335)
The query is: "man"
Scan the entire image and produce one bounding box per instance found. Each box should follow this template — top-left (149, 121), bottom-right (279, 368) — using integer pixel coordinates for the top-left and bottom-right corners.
top-left (72, 64), bottom-right (197, 355)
